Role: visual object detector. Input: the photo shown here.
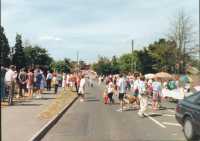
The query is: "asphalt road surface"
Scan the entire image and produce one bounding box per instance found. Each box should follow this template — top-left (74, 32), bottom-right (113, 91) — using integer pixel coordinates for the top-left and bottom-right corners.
top-left (42, 82), bottom-right (186, 141)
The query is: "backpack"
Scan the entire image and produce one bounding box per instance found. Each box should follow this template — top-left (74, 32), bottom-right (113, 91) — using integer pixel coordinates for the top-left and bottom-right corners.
top-left (36, 73), bottom-right (42, 82)
top-left (168, 81), bottom-right (176, 90)
top-left (19, 72), bottom-right (27, 82)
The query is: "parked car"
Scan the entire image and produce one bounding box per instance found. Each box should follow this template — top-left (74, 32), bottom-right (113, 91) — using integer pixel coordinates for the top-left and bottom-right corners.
top-left (175, 91), bottom-right (200, 141)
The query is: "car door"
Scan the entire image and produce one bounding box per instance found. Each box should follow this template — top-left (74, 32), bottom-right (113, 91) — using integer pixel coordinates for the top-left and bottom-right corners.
top-left (193, 93), bottom-right (200, 135)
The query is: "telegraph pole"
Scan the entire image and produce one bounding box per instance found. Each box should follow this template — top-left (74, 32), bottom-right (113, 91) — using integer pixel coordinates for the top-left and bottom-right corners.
top-left (131, 40), bottom-right (134, 73)
top-left (76, 51), bottom-right (79, 74)
top-left (199, 0), bottom-right (200, 71)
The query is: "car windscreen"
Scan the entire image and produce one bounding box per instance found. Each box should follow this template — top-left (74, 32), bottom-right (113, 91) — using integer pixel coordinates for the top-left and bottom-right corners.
top-left (185, 91), bottom-right (200, 104)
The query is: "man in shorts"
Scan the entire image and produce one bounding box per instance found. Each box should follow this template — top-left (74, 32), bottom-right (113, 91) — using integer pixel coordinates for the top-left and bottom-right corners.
top-left (117, 74), bottom-right (126, 112)
top-left (4, 65), bottom-right (16, 105)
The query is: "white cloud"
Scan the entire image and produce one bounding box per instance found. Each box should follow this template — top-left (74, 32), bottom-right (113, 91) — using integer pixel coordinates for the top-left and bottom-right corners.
top-left (39, 36), bottom-right (63, 41)
top-left (2, 0), bottom-right (198, 61)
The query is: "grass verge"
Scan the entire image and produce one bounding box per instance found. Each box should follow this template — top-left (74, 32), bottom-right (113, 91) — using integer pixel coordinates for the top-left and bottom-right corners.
top-left (38, 89), bottom-right (77, 119)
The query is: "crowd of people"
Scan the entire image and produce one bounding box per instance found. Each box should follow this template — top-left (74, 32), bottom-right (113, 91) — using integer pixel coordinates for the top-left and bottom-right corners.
top-left (100, 73), bottom-right (192, 117)
top-left (2, 64), bottom-right (194, 117)
top-left (2, 65), bottom-right (90, 105)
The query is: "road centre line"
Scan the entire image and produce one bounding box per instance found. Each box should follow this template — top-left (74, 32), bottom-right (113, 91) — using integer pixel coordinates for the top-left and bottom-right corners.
top-left (144, 113), bottom-right (166, 128)
top-left (163, 114), bottom-right (175, 117)
top-left (162, 122), bottom-right (181, 127)
top-left (167, 109), bottom-right (175, 113)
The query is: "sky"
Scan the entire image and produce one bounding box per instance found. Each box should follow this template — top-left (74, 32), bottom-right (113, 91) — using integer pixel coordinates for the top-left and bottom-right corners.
top-left (2, 0), bottom-right (199, 63)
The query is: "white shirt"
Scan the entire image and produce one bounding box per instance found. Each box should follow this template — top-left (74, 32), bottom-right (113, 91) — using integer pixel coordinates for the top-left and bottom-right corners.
top-left (46, 73), bottom-right (52, 80)
top-left (79, 78), bottom-right (86, 88)
top-left (138, 80), bottom-right (146, 94)
top-left (107, 82), bottom-right (114, 93)
top-left (118, 77), bottom-right (126, 93)
top-left (133, 79), bottom-right (140, 90)
top-left (5, 69), bottom-right (15, 82)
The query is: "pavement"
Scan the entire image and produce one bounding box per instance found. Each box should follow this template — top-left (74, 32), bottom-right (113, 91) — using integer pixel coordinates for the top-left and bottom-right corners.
top-left (42, 82), bottom-right (187, 141)
top-left (1, 88), bottom-right (75, 141)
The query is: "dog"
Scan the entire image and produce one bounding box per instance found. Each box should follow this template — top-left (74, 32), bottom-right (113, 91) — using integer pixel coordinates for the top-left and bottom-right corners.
top-left (124, 94), bottom-right (140, 109)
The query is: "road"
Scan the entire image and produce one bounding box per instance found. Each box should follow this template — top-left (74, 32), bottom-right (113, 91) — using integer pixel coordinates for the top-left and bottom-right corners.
top-left (42, 82), bottom-right (186, 141)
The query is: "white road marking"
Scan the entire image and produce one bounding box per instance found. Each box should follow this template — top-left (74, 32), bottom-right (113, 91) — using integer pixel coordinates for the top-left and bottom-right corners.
top-left (144, 113), bottom-right (166, 128)
top-left (167, 109), bottom-right (175, 113)
top-left (163, 114), bottom-right (175, 117)
top-left (162, 122), bottom-right (181, 127)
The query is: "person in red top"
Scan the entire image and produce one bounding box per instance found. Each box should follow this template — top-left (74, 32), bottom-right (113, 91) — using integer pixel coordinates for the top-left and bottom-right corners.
top-left (27, 68), bottom-right (34, 98)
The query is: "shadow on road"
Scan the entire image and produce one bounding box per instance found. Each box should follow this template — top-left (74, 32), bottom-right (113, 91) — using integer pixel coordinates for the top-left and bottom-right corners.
top-left (85, 99), bottom-right (100, 102)
top-left (41, 97), bottom-right (56, 100)
top-left (13, 103), bottom-right (43, 106)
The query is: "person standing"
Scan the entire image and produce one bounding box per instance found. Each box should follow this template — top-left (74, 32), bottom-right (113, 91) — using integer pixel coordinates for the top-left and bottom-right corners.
top-left (4, 65), bottom-right (16, 105)
top-left (35, 69), bottom-right (42, 99)
top-left (152, 78), bottom-right (162, 111)
top-left (133, 76), bottom-right (140, 107)
top-left (117, 74), bottom-right (127, 112)
top-left (107, 81), bottom-right (114, 104)
top-left (27, 68), bottom-right (34, 98)
top-left (138, 76), bottom-right (148, 117)
top-left (78, 75), bottom-right (86, 102)
top-left (75, 74), bottom-right (80, 95)
top-left (52, 73), bottom-right (59, 94)
top-left (40, 70), bottom-right (46, 96)
top-left (66, 74), bottom-right (70, 88)
top-left (18, 68), bottom-right (27, 97)
top-left (62, 73), bottom-right (66, 90)
top-left (46, 71), bottom-right (52, 91)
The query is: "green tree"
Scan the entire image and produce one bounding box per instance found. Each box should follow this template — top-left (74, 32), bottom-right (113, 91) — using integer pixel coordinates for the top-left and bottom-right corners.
top-left (92, 57), bottom-right (112, 75)
top-left (118, 53), bottom-right (138, 74)
top-left (136, 48), bottom-right (155, 74)
top-left (110, 56), bottom-right (120, 74)
top-left (12, 34), bottom-right (26, 69)
top-left (148, 39), bottom-right (178, 73)
top-left (79, 60), bottom-right (86, 70)
top-left (24, 45), bottom-right (53, 67)
top-left (0, 26), bottom-right (10, 66)
top-left (50, 58), bottom-right (72, 73)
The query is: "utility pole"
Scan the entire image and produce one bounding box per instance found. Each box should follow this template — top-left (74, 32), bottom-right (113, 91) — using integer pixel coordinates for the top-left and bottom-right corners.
top-left (199, 0), bottom-right (200, 71)
top-left (131, 40), bottom-right (134, 73)
top-left (76, 51), bottom-right (79, 74)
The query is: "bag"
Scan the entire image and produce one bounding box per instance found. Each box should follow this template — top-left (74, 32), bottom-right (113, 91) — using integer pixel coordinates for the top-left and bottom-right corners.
top-left (104, 95), bottom-right (109, 104)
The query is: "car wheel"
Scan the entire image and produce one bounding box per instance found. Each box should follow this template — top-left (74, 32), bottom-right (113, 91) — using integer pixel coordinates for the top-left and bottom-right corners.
top-left (183, 117), bottom-right (196, 141)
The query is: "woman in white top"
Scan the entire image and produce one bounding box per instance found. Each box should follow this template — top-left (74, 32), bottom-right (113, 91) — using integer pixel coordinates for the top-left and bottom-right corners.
top-left (78, 75), bottom-right (86, 102)
top-left (107, 81), bottom-right (114, 104)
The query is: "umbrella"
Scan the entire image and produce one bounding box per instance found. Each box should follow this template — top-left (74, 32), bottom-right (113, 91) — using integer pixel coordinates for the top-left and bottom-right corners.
top-left (155, 72), bottom-right (173, 80)
top-left (180, 75), bottom-right (192, 83)
top-left (145, 73), bottom-right (155, 79)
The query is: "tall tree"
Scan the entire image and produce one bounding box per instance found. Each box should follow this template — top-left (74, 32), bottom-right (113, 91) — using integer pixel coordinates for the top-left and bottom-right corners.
top-left (24, 45), bottom-right (53, 67)
top-left (148, 39), bottom-right (178, 73)
top-left (92, 56), bottom-right (112, 75)
top-left (118, 53), bottom-right (138, 74)
top-left (168, 10), bottom-right (195, 73)
top-left (0, 26), bottom-right (10, 66)
top-left (50, 58), bottom-right (73, 73)
top-left (110, 56), bottom-right (120, 74)
top-left (12, 34), bottom-right (26, 69)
